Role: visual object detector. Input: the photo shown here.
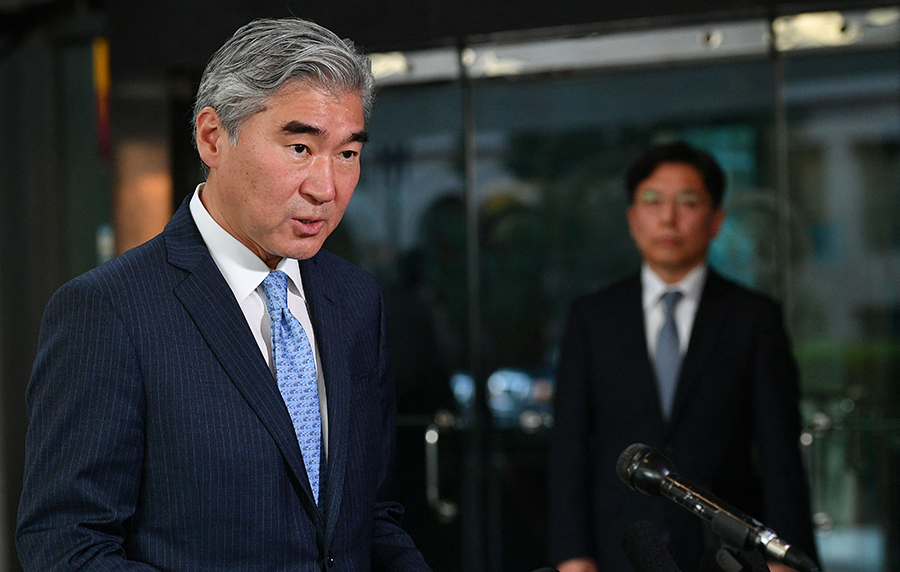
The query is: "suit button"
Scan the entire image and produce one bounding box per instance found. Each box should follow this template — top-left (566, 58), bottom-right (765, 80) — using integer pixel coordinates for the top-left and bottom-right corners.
top-left (326, 554), bottom-right (335, 568)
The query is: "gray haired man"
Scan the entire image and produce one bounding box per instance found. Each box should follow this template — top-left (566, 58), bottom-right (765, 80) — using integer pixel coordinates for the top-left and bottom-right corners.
top-left (18, 18), bottom-right (432, 571)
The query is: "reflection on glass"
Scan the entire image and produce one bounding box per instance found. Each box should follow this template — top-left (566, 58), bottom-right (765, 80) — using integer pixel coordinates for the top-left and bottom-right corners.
top-left (785, 48), bottom-right (900, 572)
top-left (340, 83), bottom-right (466, 572)
top-left (338, 27), bottom-right (900, 572)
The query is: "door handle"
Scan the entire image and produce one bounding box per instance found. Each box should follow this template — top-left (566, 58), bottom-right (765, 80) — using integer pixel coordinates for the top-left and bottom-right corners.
top-left (425, 409), bottom-right (458, 522)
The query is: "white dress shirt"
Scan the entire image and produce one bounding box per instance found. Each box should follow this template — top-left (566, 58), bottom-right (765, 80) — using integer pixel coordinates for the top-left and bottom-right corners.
top-left (641, 263), bottom-right (708, 363)
top-left (189, 185), bottom-right (329, 454)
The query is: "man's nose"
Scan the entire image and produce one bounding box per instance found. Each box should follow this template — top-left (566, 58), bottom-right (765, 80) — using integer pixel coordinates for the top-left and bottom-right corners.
top-left (659, 199), bottom-right (677, 223)
top-left (301, 157), bottom-right (336, 203)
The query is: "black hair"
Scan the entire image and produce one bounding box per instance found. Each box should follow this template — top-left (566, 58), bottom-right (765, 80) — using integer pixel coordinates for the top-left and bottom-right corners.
top-left (625, 141), bottom-right (726, 208)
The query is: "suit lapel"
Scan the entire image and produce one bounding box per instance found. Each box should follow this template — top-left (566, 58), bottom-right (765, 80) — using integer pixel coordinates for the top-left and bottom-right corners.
top-left (164, 201), bottom-right (324, 529)
top-left (300, 255), bottom-right (348, 545)
top-left (667, 271), bottom-right (728, 431)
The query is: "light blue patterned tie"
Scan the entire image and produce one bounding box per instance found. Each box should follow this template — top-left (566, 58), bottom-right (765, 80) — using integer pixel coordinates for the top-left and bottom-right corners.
top-left (262, 270), bottom-right (322, 504)
top-left (655, 290), bottom-right (683, 420)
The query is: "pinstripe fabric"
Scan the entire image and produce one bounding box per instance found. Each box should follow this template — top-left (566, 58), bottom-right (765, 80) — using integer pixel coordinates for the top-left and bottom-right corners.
top-left (17, 199), bottom-right (432, 572)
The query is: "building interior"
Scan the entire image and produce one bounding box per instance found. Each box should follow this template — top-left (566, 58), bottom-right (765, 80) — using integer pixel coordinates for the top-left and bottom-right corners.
top-left (1, 0), bottom-right (899, 570)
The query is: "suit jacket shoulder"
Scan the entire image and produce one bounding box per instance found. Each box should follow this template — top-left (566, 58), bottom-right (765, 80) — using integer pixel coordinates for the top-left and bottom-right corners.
top-left (302, 248), bottom-right (383, 304)
top-left (701, 269), bottom-right (784, 314)
top-left (568, 272), bottom-right (642, 326)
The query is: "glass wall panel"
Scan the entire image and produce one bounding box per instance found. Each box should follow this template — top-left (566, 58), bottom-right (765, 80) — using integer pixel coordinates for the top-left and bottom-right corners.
top-left (333, 13), bottom-right (900, 572)
top-left (470, 60), bottom-right (778, 570)
top-left (783, 47), bottom-right (900, 572)
top-left (335, 83), bottom-right (468, 572)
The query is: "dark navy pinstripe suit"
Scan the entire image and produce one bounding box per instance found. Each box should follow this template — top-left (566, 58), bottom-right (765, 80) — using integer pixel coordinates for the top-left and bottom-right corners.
top-left (17, 200), bottom-right (431, 572)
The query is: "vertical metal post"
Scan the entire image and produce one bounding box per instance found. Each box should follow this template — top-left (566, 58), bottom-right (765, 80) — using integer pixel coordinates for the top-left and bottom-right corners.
top-left (458, 41), bottom-right (486, 572)
top-left (769, 18), bottom-right (793, 316)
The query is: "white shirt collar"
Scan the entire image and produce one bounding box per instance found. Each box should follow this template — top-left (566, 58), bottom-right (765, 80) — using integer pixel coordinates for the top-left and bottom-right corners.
top-left (189, 184), bottom-right (306, 302)
top-left (641, 263), bottom-right (707, 311)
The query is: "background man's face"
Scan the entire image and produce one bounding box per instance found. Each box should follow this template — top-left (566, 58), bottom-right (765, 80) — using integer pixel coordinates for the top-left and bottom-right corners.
top-left (201, 81), bottom-right (367, 267)
top-left (626, 161), bottom-right (724, 283)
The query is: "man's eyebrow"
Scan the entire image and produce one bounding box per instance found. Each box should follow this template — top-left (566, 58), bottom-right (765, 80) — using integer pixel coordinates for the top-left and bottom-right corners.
top-left (280, 121), bottom-right (369, 145)
top-left (281, 121), bottom-right (322, 136)
top-left (347, 130), bottom-right (369, 144)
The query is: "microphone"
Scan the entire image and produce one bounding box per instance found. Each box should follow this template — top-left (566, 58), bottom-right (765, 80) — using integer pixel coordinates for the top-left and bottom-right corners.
top-left (621, 520), bottom-right (682, 572)
top-left (616, 444), bottom-right (819, 572)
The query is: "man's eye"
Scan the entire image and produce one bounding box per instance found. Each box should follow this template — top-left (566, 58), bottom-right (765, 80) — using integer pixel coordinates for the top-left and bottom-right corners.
top-left (339, 150), bottom-right (358, 160)
top-left (675, 192), bottom-right (702, 207)
top-left (290, 144), bottom-right (308, 154)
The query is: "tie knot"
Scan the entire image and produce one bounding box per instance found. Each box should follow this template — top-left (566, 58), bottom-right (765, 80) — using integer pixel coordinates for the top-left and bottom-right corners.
top-left (661, 290), bottom-right (683, 314)
top-left (262, 270), bottom-right (289, 310)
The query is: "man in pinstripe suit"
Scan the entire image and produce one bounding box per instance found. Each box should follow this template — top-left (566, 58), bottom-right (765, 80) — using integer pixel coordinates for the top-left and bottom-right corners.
top-left (17, 18), bottom-right (431, 572)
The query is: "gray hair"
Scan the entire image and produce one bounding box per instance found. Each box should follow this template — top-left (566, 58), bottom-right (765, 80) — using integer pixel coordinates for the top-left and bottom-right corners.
top-left (193, 18), bottom-right (375, 147)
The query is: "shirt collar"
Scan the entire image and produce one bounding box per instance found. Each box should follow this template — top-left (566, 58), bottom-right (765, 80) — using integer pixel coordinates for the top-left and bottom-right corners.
top-left (189, 184), bottom-right (306, 302)
top-left (641, 262), bottom-right (707, 310)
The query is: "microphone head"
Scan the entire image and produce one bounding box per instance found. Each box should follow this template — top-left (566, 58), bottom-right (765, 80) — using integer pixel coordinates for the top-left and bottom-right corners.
top-left (616, 443), bottom-right (676, 496)
top-left (620, 520), bottom-right (682, 572)
top-left (616, 443), bottom-right (650, 484)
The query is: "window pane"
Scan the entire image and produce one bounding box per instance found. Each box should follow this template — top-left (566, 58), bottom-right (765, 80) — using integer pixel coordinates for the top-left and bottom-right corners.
top-left (785, 47), bottom-right (900, 572)
top-left (472, 59), bottom-right (778, 570)
top-left (338, 83), bottom-right (467, 572)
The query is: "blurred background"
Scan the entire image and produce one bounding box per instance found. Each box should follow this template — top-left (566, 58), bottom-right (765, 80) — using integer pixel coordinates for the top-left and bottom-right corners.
top-left (1, 1), bottom-right (899, 571)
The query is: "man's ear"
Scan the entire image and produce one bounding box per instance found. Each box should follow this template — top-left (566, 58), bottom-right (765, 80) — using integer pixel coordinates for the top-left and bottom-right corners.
top-left (196, 107), bottom-right (226, 170)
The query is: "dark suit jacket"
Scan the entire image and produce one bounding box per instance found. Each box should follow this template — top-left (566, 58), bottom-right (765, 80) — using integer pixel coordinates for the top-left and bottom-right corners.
top-left (17, 200), bottom-right (431, 572)
top-left (549, 270), bottom-right (817, 572)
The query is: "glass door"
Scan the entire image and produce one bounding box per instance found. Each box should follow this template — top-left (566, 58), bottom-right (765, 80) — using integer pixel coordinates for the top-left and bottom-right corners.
top-left (781, 43), bottom-right (900, 572)
top-left (339, 8), bottom-right (900, 571)
top-left (334, 81), bottom-right (471, 572)
top-left (469, 60), bottom-right (779, 571)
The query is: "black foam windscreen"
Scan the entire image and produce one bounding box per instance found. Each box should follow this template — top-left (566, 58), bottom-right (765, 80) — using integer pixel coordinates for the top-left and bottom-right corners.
top-left (700, 543), bottom-right (770, 572)
top-left (620, 521), bottom-right (682, 572)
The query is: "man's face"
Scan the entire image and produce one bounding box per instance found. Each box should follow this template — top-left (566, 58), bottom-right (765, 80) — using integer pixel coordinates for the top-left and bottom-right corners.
top-left (197, 82), bottom-right (367, 267)
top-left (626, 161), bottom-right (724, 283)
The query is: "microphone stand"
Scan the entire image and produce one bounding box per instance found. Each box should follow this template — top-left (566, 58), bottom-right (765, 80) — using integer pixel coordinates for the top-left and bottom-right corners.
top-left (706, 511), bottom-right (769, 572)
top-left (708, 545), bottom-right (757, 572)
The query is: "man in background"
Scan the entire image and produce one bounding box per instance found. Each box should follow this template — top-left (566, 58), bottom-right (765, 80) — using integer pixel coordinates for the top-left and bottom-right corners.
top-left (18, 18), bottom-right (431, 572)
top-left (549, 141), bottom-right (818, 572)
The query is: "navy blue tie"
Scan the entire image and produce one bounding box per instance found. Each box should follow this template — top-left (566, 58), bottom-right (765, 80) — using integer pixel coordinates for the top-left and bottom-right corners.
top-left (655, 290), bottom-right (683, 420)
top-left (262, 271), bottom-right (322, 504)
